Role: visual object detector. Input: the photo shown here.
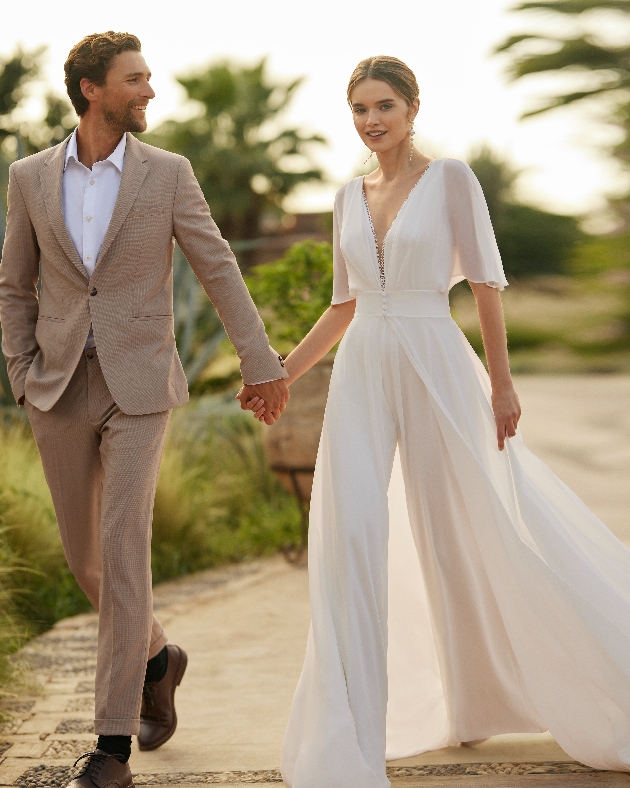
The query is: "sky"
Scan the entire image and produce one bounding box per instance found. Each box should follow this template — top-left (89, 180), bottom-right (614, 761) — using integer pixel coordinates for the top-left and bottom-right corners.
top-left (1, 0), bottom-right (628, 224)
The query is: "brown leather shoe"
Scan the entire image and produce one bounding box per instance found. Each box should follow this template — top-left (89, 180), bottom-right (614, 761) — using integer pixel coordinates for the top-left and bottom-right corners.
top-left (67, 750), bottom-right (133, 788)
top-left (137, 644), bottom-right (187, 751)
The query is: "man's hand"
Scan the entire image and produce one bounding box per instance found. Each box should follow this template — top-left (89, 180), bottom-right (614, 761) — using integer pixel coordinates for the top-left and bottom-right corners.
top-left (236, 379), bottom-right (289, 425)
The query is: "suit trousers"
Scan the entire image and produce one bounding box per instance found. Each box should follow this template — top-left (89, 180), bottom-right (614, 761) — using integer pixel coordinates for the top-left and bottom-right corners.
top-left (25, 349), bottom-right (170, 735)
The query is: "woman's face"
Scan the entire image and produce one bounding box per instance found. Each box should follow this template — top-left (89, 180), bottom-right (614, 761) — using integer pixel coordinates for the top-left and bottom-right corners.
top-left (350, 77), bottom-right (418, 155)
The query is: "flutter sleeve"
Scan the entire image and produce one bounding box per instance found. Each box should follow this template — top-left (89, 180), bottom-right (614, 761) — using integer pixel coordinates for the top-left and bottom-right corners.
top-left (444, 158), bottom-right (508, 291)
top-left (331, 184), bottom-right (354, 305)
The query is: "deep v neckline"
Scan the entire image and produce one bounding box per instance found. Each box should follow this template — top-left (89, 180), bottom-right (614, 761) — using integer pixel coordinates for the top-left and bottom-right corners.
top-left (362, 160), bottom-right (436, 288)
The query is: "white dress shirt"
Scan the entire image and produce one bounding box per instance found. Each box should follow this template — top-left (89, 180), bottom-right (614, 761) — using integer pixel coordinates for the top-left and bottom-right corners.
top-left (62, 129), bottom-right (126, 348)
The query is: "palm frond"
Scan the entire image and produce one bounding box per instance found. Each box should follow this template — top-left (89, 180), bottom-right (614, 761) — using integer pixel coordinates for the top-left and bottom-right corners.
top-left (512, 0), bottom-right (630, 16)
top-left (521, 86), bottom-right (621, 115)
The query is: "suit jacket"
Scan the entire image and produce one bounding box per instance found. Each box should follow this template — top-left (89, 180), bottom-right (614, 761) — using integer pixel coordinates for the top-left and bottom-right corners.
top-left (0, 133), bottom-right (286, 414)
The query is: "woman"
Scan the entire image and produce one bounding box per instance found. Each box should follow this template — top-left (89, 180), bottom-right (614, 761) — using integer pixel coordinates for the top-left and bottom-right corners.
top-left (244, 56), bottom-right (630, 788)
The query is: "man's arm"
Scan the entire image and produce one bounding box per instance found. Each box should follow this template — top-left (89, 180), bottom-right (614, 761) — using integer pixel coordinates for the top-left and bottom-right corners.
top-left (172, 157), bottom-right (288, 392)
top-left (0, 166), bottom-right (40, 406)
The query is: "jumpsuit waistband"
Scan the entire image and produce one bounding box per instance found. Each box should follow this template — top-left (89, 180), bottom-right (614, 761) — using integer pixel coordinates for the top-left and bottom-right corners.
top-left (355, 290), bottom-right (451, 318)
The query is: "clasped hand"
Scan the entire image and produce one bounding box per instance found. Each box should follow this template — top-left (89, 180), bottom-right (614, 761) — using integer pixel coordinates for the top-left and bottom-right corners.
top-left (236, 379), bottom-right (290, 425)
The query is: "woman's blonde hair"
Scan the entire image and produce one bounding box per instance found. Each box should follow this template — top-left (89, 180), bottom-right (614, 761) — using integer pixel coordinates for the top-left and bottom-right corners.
top-left (347, 56), bottom-right (419, 107)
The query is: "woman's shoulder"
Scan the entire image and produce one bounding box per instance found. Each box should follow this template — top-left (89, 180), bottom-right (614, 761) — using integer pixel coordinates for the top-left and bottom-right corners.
top-left (434, 157), bottom-right (473, 176)
top-left (333, 177), bottom-right (363, 210)
top-left (434, 158), bottom-right (479, 193)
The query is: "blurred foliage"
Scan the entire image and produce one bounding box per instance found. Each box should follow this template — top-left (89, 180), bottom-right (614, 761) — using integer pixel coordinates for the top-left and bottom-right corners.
top-left (497, 203), bottom-right (583, 276)
top-left (247, 240), bottom-right (333, 348)
top-left (0, 417), bottom-right (94, 635)
top-left (0, 399), bottom-right (301, 698)
top-left (0, 46), bottom-right (76, 155)
top-left (469, 145), bottom-right (584, 277)
top-left (452, 269), bottom-right (630, 373)
top-left (172, 244), bottom-right (226, 390)
top-left (146, 58), bottom-right (326, 267)
top-left (496, 0), bottom-right (630, 222)
top-left (151, 396), bottom-right (301, 581)
top-left (570, 229), bottom-right (630, 274)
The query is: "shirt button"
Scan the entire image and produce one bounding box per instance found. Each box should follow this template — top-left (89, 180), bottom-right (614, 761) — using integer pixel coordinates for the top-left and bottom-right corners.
top-left (86, 216), bottom-right (92, 222)
top-left (89, 180), bottom-right (95, 185)
top-left (86, 256), bottom-right (91, 261)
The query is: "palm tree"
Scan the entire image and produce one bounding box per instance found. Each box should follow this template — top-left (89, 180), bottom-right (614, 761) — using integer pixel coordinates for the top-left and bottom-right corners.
top-left (496, 0), bottom-right (630, 218)
top-left (147, 58), bottom-right (326, 268)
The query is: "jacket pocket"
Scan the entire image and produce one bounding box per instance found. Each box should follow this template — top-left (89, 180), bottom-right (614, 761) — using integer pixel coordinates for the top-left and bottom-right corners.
top-left (37, 315), bottom-right (66, 323)
top-left (128, 205), bottom-right (165, 217)
top-left (129, 314), bottom-right (173, 321)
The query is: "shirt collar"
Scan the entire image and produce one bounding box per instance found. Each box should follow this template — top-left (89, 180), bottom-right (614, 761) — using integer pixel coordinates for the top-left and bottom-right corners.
top-left (64, 128), bottom-right (127, 172)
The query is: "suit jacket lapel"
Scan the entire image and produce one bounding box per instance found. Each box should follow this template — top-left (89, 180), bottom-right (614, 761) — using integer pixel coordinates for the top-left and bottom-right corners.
top-left (95, 133), bottom-right (148, 271)
top-left (39, 138), bottom-right (88, 279)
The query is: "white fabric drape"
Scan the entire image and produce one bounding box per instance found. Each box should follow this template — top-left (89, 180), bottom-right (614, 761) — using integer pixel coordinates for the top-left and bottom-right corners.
top-left (281, 160), bottom-right (630, 788)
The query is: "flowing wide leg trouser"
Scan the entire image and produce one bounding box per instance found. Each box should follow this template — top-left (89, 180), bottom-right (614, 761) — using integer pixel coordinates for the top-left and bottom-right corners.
top-left (282, 323), bottom-right (397, 788)
top-left (285, 312), bottom-right (630, 786)
top-left (25, 349), bottom-right (170, 735)
top-left (282, 319), bottom-right (542, 788)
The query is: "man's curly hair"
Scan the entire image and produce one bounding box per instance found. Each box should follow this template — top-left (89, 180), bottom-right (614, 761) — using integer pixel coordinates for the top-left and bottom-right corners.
top-left (64, 31), bottom-right (142, 116)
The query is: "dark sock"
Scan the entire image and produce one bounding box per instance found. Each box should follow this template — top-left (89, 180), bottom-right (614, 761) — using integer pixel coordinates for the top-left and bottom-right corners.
top-left (93, 649), bottom-right (168, 761)
top-left (145, 645), bottom-right (168, 683)
top-left (97, 735), bottom-right (131, 763)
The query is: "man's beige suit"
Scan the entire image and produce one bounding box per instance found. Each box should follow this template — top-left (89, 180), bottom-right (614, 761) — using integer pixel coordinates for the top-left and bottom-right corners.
top-left (0, 132), bottom-right (287, 734)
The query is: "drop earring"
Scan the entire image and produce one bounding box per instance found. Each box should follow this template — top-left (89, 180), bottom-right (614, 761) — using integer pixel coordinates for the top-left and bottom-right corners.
top-left (364, 150), bottom-right (374, 165)
top-left (409, 124), bottom-right (416, 163)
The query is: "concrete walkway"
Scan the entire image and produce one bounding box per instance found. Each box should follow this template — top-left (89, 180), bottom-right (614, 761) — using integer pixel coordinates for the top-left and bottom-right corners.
top-left (1, 376), bottom-right (629, 787)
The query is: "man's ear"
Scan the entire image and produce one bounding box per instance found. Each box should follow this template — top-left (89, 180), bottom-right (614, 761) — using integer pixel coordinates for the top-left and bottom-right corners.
top-left (80, 77), bottom-right (99, 107)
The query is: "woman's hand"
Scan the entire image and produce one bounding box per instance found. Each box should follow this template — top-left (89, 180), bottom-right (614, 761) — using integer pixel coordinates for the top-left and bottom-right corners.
top-left (491, 383), bottom-right (521, 451)
top-left (236, 389), bottom-right (267, 422)
top-left (468, 283), bottom-right (520, 451)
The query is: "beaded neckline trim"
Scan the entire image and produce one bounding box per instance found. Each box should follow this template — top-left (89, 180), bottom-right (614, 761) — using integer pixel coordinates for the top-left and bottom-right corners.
top-left (363, 160), bottom-right (434, 290)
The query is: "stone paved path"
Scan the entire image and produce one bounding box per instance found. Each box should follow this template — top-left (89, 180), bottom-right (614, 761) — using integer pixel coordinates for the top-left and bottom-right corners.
top-left (0, 376), bottom-right (629, 787)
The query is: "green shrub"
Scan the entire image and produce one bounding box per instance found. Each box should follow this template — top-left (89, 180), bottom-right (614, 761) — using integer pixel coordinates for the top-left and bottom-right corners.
top-left (247, 240), bottom-right (333, 348)
top-left (568, 232), bottom-right (630, 276)
top-left (0, 420), bottom-right (90, 632)
top-left (496, 204), bottom-right (583, 278)
top-left (151, 395), bottom-right (301, 582)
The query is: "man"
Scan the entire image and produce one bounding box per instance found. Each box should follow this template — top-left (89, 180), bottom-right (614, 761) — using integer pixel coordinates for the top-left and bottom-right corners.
top-left (0, 31), bottom-right (288, 788)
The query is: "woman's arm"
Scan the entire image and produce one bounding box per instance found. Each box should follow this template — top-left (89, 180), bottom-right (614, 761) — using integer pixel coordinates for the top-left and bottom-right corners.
top-left (468, 282), bottom-right (521, 451)
top-left (284, 300), bottom-right (355, 384)
top-left (240, 300), bottom-right (356, 420)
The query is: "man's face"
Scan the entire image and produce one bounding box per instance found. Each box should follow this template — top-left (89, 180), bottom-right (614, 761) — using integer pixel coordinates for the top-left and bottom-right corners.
top-left (87, 50), bottom-right (155, 134)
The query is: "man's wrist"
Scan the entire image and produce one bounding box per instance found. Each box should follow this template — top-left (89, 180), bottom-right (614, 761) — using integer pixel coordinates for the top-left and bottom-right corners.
top-left (245, 378), bottom-right (281, 386)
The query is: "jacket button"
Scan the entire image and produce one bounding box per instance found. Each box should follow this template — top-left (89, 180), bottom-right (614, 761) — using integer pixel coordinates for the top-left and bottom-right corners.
top-left (278, 355), bottom-right (285, 367)
top-left (90, 288), bottom-right (98, 296)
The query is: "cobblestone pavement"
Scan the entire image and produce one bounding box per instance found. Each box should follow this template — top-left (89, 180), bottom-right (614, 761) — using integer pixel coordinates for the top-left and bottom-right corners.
top-left (0, 377), bottom-right (629, 787)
